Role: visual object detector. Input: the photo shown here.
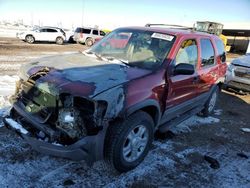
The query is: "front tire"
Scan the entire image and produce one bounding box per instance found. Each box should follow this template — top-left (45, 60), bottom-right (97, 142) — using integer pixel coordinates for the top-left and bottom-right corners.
top-left (25, 35), bottom-right (35, 44)
top-left (105, 111), bottom-right (154, 172)
top-left (200, 86), bottom-right (219, 117)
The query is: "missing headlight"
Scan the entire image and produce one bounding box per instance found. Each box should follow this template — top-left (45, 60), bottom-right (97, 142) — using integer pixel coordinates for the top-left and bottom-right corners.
top-left (57, 108), bottom-right (87, 139)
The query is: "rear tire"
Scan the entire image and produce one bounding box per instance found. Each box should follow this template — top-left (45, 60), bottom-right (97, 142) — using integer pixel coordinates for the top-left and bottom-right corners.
top-left (56, 37), bottom-right (64, 45)
top-left (199, 86), bottom-right (219, 117)
top-left (105, 111), bottom-right (154, 172)
top-left (85, 38), bottom-right (94, 47)
top-left (25, 35), bottom-right (35, 44)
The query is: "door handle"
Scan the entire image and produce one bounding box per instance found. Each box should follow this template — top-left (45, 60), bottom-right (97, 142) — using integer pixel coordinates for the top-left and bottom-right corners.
top-left (193, 76), bottom-right (199, 83)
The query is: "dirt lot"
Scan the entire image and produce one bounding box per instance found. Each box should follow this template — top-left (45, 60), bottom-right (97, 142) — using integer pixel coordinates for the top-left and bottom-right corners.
top-left (0, 37), bottom-right (249, 187)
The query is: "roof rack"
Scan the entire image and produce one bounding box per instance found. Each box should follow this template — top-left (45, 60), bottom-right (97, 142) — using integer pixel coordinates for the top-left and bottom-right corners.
top-left (145, 23), bottom-right (192, 30)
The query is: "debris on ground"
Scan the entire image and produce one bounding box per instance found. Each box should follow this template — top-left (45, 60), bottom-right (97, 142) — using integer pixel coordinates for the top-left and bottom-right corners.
top-left (204, 155), bottom-right (220, 169)
top-left (237, 152), bottom-right (248, 159)
top-left (155, 130), bottom-right (176, 140)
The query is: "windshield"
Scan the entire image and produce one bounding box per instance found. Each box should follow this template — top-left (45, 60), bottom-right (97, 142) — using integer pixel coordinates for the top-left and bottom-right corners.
top-left (89, 28), bottom-right (175, 69)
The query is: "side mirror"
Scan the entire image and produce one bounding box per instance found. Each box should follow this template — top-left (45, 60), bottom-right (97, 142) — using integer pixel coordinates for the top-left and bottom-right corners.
top-left (174, 63), bottom-right (195, 75)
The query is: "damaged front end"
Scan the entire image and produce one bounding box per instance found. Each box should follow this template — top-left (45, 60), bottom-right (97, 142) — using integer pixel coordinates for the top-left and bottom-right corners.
top-left (4, 68), bottom-right (109, 163)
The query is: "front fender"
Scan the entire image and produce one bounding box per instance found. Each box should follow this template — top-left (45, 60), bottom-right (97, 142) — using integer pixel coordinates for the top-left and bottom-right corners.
top-left (126, 99), bottom-right (161, 127)
top-left (93, 85), bottom-right (125, 119)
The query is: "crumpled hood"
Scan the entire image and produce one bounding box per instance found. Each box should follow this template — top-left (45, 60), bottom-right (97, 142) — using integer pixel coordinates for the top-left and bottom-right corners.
top-left (20, 52), bottom-right (151, 97)
top-left (231, 55), bottom-right (250, 68)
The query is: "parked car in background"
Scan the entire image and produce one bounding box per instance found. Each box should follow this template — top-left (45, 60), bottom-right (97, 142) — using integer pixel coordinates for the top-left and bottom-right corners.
top-left (73, 27), bottom-right (106, 46)
top-left (5, 25), bottom-right (227, 172)
top-left (224, 55), bottom-right (250, 93)
top-left (16, 26), bottom-right (66, 45)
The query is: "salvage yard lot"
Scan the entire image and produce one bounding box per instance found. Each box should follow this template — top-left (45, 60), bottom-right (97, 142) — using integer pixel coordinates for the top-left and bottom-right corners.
top-left (0, 37), bottom-right (249, 187)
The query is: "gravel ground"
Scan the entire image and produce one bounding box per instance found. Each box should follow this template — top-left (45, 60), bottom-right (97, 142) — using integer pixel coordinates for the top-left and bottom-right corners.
top-left (0, 37), bottom-right (249, 187)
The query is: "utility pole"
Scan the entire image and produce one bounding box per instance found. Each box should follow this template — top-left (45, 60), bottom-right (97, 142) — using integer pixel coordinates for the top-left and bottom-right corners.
top-left (31, 12), bottom-right (34, 27)
top-left (81, 0), bottom-right (85, 27)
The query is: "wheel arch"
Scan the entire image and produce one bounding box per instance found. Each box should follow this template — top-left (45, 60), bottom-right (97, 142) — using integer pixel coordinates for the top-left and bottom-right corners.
top-left (126, 99), bottom-right (161, 128)
top-left (25, 34), bottom-right (35, 40)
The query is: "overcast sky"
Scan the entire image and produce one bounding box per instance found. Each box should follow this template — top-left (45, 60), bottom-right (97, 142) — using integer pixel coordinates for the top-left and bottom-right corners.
top-left (0, 0), bottom-right (249, 29)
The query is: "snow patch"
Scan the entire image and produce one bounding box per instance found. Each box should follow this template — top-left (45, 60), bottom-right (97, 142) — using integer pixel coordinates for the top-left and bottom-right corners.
top-left (0, 75), bottom-right (19, 95)
top-left (214, 109), bottom-right (223, 116)
top-left (241, 128), bottom-right (250, 133)
top-left (0, 63), bottom-right (21, 71)
top-left (171, 115), bottom-right (220, 133)
top-left (5, 118), bottom-right (28, 134)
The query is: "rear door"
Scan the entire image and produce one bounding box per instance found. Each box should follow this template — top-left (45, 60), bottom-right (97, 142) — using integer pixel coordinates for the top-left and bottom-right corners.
top-left (46, 29), bottom-right (59, 41)
top-left (196, 38), bottom-right (219, 95)
top-left (92, 29), bottom-right (100, 40)
top-left (162, 38), bottom-right (199, 122)
top-left (35, 28), bottom-right (47, 41)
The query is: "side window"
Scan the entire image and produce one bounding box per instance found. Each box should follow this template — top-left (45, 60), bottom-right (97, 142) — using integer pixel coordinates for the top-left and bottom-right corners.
top-left (93, 30), bottom-right (98, 35)
top-left (215, 39), bottom-right (226, 63)
top-left (176, 39), bottom-right (198, 66)
top-left (100, 31), bottom-right (106, 36)
top-left (40, 29), bottom-right (47, 32)
top-left (47, 29), bottom-right (57, 33)
top-left (200, 38), bottom-right (215, 67)
top-left (82, 29), bottom-right (91, 34)
top-left (75, 28), bottom-right (83, 33)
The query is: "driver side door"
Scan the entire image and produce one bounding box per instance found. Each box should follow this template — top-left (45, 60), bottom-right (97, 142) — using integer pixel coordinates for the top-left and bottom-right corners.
top-left (161, 38), bottom-right (199, 123)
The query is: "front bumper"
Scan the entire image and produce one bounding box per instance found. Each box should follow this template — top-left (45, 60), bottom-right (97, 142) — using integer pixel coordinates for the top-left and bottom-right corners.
top-left (225, 69), bottom-right (250, 92)
top-left (3, 112), bottom-right (105, 164)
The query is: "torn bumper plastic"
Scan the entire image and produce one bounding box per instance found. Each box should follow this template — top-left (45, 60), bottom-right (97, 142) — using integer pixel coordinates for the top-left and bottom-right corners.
top-left (3, 116), bottom-right (105, 164)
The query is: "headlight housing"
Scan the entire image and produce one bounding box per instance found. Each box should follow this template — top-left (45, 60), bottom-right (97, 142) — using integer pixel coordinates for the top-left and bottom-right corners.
top-left (227, 63), bottom-right (234, 72)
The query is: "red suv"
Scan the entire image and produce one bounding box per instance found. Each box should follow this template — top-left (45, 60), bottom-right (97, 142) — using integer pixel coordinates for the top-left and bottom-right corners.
top-left (4, 25), bottom-right (227, 172)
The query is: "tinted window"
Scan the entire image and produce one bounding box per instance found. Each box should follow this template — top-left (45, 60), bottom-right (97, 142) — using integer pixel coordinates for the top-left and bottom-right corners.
top-left (46, 29), bottom-right (57, 32)
top-left (82, 29), bottom-right (91, 34)
top-left (40, 29), bottom-right (47, 32)
top-left (93, 30), bottom-right (98, 35)
top-left (75, 27), bottom-right (82, 33)
top-left (176, 39), bottom-right (198, 66)
top-left (200, 39), bottom-right (215, 67)
top-left (215, 39), bottom-right (226, 63)
top-left (100, 31), bottom-right (106, 36)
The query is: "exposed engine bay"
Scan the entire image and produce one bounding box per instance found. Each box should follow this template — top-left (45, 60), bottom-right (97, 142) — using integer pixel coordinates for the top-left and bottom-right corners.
top-left (10, 67), bottom-right (107, 145)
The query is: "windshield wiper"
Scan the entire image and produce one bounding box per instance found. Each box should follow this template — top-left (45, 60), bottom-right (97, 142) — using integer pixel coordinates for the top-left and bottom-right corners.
top-left (82, 51), bottom-right (104, 61)
top-left (105, 56), bottom-right (130, 66)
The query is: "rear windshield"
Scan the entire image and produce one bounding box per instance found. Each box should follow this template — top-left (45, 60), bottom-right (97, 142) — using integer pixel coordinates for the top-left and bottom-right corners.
top-left (75, 28), bottom-right (91, 34)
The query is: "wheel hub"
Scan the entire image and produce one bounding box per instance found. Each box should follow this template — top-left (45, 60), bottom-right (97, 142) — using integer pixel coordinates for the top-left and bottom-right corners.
top-left (122, 125), bottom-right (149, 162)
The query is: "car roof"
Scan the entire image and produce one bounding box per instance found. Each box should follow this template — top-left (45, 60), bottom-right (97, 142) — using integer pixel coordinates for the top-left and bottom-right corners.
top-left (118, 26), bottom-right (219, 39)
top-left (39, 26), bottom-right (63, 30)
top-left (76, 26), bottom-right (100, 30)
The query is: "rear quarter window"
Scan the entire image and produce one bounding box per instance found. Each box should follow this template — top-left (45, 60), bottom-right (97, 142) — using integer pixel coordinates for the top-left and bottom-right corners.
top-left (100, 31), bottom-right (106, 36)
top-left (215, 39), bottom-right (226, 63)
top-left (200, 38), bottom-right (215, 67)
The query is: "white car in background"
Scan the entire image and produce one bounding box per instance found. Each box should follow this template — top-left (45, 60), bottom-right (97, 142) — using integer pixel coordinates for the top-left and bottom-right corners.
top-left (16, 27), bottom-right (66, 45)
top-left (225, 55), bottom-right (250, 94)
